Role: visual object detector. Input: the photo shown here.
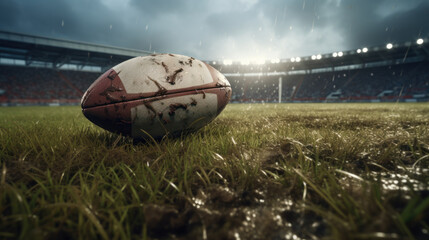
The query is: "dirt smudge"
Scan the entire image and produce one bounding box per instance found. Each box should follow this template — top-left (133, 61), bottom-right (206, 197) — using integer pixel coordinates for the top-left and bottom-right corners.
top-left (144, 102), bottom-right (157, 119)
top-left (148, 76), bottom-right (167, 96)
top-left (161, 62), bottom-right (169, 73)
top-left (107, 70), bottom-right (120, 80)
top-left (166, 68), bottom-right (183, 85)
top-left (168, 103), bottom-right (188, 116)
top-left (99, 85), bottom-right (124, 102)
top-left (151, 58), bottom-right (161, 65)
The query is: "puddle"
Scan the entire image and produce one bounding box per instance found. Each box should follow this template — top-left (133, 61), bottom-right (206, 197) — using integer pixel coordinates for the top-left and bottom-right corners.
top-left (369, 166), bottom-right (429, 192)
top-left (143, 185), bottom-right (327, 239)
top-left (142, 138), bottom-right (428, 239)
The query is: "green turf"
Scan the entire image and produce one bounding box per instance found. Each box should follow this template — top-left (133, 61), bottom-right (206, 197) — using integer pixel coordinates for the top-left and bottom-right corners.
top-left (1, 103), bottom-right (428, 239)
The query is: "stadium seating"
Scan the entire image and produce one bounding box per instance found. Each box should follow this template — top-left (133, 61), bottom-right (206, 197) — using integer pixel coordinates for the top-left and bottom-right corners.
top-left (229, 75), bottom-right (279, 102)
top-left (228, 61), bottom-right (429, 102)
top-left (0, 60), bottom-right (428, 105)
top-left (0, 66), bottom-right (98, 105)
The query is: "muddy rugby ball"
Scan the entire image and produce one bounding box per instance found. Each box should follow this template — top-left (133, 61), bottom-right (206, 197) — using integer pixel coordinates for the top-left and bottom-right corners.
top-left (81, 54), bottom-right (231, 139)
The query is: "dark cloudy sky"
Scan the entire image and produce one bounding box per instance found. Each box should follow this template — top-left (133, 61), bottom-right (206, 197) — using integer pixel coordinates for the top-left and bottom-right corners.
top-left (1, 0), bottom-right (428, 61)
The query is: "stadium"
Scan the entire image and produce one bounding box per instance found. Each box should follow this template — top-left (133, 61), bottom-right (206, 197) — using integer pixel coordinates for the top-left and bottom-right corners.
top-left (1, 1), bottom-right (429, 239)
top-left (1, 31), bottom-right (428, 105)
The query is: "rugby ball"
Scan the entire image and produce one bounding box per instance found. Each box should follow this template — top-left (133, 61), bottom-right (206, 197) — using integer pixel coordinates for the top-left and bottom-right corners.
top-left (81, 54), bottom-right (231, 139)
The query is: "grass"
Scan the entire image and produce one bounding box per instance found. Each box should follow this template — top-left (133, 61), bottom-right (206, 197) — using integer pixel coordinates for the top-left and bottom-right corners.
top-left (1, 103), bottom-right (429, 239)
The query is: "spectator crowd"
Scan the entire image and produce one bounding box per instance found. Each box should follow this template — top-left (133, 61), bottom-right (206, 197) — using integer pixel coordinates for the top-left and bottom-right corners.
top-left (1, 61), bottom-right (428, 105)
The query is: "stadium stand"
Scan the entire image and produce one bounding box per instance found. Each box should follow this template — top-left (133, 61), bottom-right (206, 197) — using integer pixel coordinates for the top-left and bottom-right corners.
top-left (287, 61), bottom-right (429, 102)
top-left (1, 61), bottom-right (427, 105)
top-left (227, 61), bottom-right (429, 103)
top-left (0, 65), bottom-right (98, 105)
top-left (229, 75), bottom-right (279, 103)
top-left (0, 30), bottom-right (428, 105)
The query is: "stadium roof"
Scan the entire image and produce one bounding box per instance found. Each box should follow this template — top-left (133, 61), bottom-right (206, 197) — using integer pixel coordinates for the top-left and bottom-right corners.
top-left (0, 30), bottom-right (151, 70)
top-left (214, 39), bottom-right (429, 75)
top-left (0, 31), bottom-right (428, 75)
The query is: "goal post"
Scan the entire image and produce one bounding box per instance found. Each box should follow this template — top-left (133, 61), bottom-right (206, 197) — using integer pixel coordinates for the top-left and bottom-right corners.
top-left (278, 77), bottom-right (282, 103)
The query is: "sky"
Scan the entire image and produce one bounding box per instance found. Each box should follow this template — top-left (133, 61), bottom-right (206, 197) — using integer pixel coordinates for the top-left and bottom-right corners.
top-left (1, 0), bottom-right (428, 61)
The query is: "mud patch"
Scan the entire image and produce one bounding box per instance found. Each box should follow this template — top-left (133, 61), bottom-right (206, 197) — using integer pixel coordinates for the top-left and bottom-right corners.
top-left (99, 85), bottom-right (124, 102)
top-left (144, 102), bottom-right (157, 119)
top-left (168, 103), bottom-right (188, 116)
top-left (107, 70), bottom-right (120, 80)
top-left (166, 68), bottom-right (184, 85)
top-left (142, 185), bottom-right (327, 240)
top-left (148, 76), bottom-right (167, 96)
top-left (161, 62), bottom-right (169, 73)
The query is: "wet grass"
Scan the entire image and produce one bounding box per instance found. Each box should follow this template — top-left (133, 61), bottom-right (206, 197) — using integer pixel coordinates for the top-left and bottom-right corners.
top-left (1, 103), bottom-right (429, 239)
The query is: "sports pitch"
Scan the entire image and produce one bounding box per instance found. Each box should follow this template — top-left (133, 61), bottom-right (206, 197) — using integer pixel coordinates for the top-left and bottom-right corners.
top-left (1, 103), bottom-right (428, 239)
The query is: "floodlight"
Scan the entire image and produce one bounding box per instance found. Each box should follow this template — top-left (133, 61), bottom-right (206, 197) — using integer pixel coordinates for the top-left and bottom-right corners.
top-left (357, 49), bottom-right (362, 53)
top-left (316, 54), bottom-right (322, 60)
top-left (311, 55), bottom-right (317, 60)
top-left (332, 52), bottom-right (337, 57)
top-left (362, 47), bottom-right (368, 53)
top-left (255, 59), bottom-right (265, 65)
top-left (223, 59), bottom-right (232, 65)
top-left (338, 51), bottom-right (343, 57)
top-left (212, 61), bottom-right (216, 65)
top-left (417, 38), bottom-right (424, 45)
top-left (241, 60), bottom-right (249, 65)
top-left (291, 57), bottom-right (296, 62)
top-left (295, 57), bottom-right (301, 62)
top-left (386, 43), bottom-right (393, 49)
top-left (270, 58), bottom-right (280, 63)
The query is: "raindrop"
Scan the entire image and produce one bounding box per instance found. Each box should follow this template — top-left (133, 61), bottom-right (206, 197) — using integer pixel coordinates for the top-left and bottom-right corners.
top-left (311, 19), bottom-right (314, 32)
top-left (402, 45), bottom-right (410, 62)
top-left (61, 20), bottom-right (64, 27)
top-left (234, 232), bottom-right (241, 240)
top-left (110, 24), bottom-right (113, 30)
top-left (145, 24), bottom-right (149, 31)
